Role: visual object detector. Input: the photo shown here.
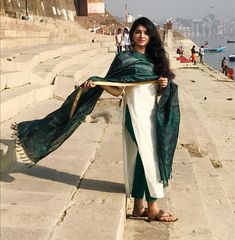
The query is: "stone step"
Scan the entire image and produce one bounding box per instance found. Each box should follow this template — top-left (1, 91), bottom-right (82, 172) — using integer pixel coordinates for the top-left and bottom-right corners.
top-left (0, 50), bottom-right (115, 170)
top-left (0, 94), bottom-right (124, 240)
top-left (165, 149), bottom-right (214, 240)
top-left (0, 101), bottom-right (109, 239)
top-left (178, 73), bottom-right (235, 213)
top-left (54, 53), bottom-right (115, 99)
top-left (0, 84), bottom-right (55, 123)
top-left (1, 71), bottom-right (30, 91)
top-left (175, 68), bottom-right (235, 239)
top-left (35, 48), bottom-right (98, 74)
top-left (50, 124), bottom-right (126, 240)
top-left (0, 29), bottom-right (50, 38)
top-left (76, 53), bottom-right (115, 87)
top-left (0, 37), bottom-right (51, 49)
top-left (0, 99), bottom-right (62, 172)
top-left (0, 47), bottom-right (114, 121)
top-left (32, 48), bottom-right (100, 86)
top-left (192, 156), bottom-right (235, 240)
top-left (0, 32), bottom-right (113, 50)
top-left (0, 43), bottom-right (112, 91)
top-left (0, 42), bottom-right (94, 72)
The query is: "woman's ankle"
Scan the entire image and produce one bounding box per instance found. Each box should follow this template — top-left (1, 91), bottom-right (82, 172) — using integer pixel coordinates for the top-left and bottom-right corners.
top-left (147, 201), bottom-right (159, 214)
top-left (133, 198), bottom-right (144, 210)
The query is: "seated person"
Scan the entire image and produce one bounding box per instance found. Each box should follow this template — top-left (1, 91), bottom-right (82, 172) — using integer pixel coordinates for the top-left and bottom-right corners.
top-left (176, 46), bottom-right (184, 56)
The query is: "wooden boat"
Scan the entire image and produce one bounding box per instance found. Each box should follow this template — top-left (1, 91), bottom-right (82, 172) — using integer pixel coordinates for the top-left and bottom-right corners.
top-left (228, 54), bottom-right (235, 61)
top-left (226, 68), bottom-right (234, 80)
top-left (227, 40), bottom-right (235, 43)
top-left (204, 46), bottom-right (226, 52)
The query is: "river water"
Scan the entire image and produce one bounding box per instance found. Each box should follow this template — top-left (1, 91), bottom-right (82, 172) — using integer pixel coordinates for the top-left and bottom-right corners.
top-left (192, 37), bottom-right (235, 71)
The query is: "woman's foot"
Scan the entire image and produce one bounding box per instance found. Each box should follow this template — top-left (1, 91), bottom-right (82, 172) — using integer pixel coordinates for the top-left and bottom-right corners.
top-left (132, 207), bottom-right (148, 217)
top-left (147, 201), bottom-right (178, 222)
top-left (147, 209), bottom-right (178, 222)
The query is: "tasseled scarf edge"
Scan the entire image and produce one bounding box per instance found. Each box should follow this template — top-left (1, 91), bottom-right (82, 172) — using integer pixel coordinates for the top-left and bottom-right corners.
top-left (11, 122), bottom-right (36, 168)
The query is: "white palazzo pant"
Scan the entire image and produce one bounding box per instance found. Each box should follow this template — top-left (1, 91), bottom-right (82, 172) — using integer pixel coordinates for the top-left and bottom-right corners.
top-left (123, 83), bottom-right (164, 199)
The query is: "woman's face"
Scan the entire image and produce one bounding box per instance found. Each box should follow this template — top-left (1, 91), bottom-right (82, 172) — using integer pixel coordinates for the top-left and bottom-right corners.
top-left (132, 25), bottom-right (150, 50)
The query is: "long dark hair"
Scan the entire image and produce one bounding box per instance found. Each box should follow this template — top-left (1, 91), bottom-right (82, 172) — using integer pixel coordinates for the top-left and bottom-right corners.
top-left (129, 17), bottom-right (175, 79)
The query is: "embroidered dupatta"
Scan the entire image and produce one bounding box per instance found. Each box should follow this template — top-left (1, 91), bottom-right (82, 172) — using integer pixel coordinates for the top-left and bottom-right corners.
top-left (12, 51), bottom-right (180, 185)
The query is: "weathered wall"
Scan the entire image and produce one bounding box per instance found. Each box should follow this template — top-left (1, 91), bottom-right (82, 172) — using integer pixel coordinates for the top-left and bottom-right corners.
top-left (1, 0), bottom-right (76, 20)
top-left (74, 0), bottom-right (104, 16)
top-left (1, 0), bottom-right (105, 19)
top-left (87, 0), bottom-right (105, 14)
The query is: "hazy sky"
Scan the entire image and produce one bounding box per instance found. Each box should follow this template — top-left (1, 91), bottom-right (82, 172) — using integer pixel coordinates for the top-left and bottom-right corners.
top-left (105, 0), bottom-right (235, 20)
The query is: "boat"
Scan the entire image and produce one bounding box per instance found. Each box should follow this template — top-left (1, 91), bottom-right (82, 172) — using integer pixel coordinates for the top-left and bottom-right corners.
top-left (204, 46), bottom-right (226, 52)
top-left (228, 54), bottom-right (235, 61)
top-left (227, 40), bottom-right (235, 43)
top-left (226, 68), bottom-right (234, 80)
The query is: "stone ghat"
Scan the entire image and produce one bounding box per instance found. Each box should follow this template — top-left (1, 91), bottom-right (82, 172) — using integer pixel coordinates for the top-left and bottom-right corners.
top-left (0, 16), bottom-right (114, 49)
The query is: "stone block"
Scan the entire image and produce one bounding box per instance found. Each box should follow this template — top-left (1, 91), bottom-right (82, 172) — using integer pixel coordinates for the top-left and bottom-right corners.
top-left (0, 96), bottom-right (20, 122)
top-left (0, 39), bottom-right (17, 49)
top-left (101, 41), bottom-right (115, 48)
top-left (54, 76), bottom-right (75, 99)
top-left (1, 74), bottom-right (7, 90)
top-left (0, 141), bottom-right (17, 173)
top-left (35, 85), bottom-right (55, 102)
top-left (18, 90), bottom-right (35, 110)
top-left (108, 45), bottom-right (117, 53)
top-left (97, 47), bottom-right (108, 54)
top-left (3, 71), bottom-right (30, 89)
top-left (2, 29), bottom-right (17, 38)
top-left (0, 84), bottom-right (54, 122)
top-left (91, 42), bottom-right (101, 49)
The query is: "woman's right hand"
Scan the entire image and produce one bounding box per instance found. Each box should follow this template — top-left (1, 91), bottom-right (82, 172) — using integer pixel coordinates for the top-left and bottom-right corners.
top-left (82, 80), bottom-right (96, 88)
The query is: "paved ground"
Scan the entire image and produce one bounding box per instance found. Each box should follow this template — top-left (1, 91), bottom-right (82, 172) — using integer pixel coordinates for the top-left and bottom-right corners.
top-left (1, 49), bottom-right (235, 239)
top-left (124, 62), bottom-right (235, 240)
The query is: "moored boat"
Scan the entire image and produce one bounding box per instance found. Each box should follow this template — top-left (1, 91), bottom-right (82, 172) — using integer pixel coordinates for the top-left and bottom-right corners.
top-left (228, 54), bottom-right (235, 61)
top-left (227, 40), bottom-right (235, 43)
top-left (204, 46), bottom-right (226, 52)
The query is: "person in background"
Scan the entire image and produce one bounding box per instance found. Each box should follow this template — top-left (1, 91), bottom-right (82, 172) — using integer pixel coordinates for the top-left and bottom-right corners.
top-left (123, 27), bottom-right (132, 51)
top-left (199, 46), bottom-right (205, 64)
top-left (191, 45), bottom-right (197, 65)
top-left (176, 46), bottom-right (184, 56)
top-left (115, 28), bottom-right (123, 53)
top-left (221, 57), bottom-right (228, 75)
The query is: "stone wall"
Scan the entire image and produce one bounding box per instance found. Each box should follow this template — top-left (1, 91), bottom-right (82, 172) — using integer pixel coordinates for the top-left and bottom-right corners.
top-left (1, 0), bottom-right (76, 20)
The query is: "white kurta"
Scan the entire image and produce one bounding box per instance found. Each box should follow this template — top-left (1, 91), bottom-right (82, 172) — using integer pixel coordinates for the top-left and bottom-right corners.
top-left (123, 83), bottom-right (164, 199)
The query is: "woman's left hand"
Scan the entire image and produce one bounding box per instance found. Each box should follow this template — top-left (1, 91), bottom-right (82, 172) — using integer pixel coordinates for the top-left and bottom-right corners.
top-left (158, 77), bottom-right (168, 88)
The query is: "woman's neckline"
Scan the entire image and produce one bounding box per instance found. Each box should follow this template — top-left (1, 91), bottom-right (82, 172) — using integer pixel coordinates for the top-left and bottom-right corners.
top-left (131, 50), bottom-right (146, 56)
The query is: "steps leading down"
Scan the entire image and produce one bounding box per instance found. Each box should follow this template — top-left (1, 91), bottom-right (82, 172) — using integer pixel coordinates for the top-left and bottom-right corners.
top-left (0, 41), bottom-right (116, 173)
top-left (1, 42), bottom-right (115, 123)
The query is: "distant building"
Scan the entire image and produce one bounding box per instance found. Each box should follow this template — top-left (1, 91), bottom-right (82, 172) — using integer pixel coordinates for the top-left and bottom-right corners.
top-left (126, 14), bottom-right (134, 23)
top-left (123, 4), bottom-right (134, 23)
top-left (74, 0), bottom-right (105, 16)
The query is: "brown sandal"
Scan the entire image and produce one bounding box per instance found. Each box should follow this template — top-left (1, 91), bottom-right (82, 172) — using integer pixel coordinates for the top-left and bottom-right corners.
top-left (147, 209), bottom-right (178, 222)
top-left (131, 207), bottom-right (148, 218)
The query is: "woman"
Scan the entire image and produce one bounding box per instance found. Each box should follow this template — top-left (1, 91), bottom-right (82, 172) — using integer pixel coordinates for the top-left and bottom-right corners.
top-left (13, 17), bottom-right (179, 222)
top-left (84, 17), bottom-right (178, 222)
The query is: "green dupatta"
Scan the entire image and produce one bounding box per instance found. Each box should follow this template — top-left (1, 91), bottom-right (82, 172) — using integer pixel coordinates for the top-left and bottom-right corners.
top-left (12, 51), bottom-right (180, 185)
